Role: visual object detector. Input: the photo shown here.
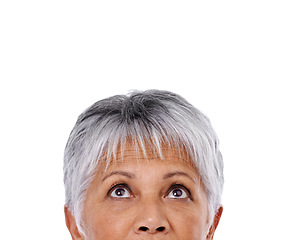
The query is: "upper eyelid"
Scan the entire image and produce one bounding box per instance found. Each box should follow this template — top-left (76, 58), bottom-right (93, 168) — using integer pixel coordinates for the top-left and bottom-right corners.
top-left (167, 184), bottom-right (192, 196)
top-left (107, 183), bottom-right (132, 195)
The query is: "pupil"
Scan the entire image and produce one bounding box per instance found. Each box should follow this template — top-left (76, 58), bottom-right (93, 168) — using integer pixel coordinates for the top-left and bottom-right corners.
top-left (173, 189), bottom-right (182, 197)
top-left (115, 188), bottom-right (125, 196)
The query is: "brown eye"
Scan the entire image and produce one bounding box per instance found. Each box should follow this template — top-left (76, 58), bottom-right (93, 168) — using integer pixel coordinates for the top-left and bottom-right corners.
top-left (109, 185), bottom-right (131, 198)
top-left (166, 187), bottom-right (189, 199)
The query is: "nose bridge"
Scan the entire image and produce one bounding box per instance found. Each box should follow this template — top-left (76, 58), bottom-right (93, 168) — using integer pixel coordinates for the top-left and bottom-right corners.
top-left (133, 196), bottom-right (170, 234)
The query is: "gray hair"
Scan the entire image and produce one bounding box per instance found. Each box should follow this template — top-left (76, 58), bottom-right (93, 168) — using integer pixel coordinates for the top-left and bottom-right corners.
top-left (64, 89), bottom-right (224, 236)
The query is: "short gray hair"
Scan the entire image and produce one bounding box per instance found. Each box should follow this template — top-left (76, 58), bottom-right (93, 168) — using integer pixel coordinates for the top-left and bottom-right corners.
top-left (64, 89), bottom-right (224, 236)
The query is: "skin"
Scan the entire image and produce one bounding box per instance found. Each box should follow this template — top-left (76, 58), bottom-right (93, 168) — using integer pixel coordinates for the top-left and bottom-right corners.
top-left (65, 145), bottom-right (223, 240)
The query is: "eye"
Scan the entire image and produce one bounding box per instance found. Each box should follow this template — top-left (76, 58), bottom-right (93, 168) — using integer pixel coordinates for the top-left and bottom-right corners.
top-left (109, 184), bottom-right (132, 198)
top-left (166, 185), bottom-right (189, 199)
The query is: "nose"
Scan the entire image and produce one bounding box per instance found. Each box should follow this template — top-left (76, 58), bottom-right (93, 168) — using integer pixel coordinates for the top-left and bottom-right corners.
top-left (133, 200), bottom-right (170, 235)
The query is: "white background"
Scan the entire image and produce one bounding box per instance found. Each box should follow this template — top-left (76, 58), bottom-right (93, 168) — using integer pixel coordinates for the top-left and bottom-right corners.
top-left (0, 1), bottom-right (301, 239)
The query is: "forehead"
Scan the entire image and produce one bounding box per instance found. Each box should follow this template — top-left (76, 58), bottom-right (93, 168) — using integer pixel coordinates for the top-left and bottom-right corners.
top-left (89, 143), bottom-right (202, 190)
top-left (103, 142), bottom-right (195, 169)
top-left (89, 142), bottom-right (205, 195)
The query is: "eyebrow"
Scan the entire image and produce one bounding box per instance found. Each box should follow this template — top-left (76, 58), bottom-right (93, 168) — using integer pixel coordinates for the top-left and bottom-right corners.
top-left (102, 171), bottom-right (135, 182)
top-left (163, 171), bottom-right (196, 183)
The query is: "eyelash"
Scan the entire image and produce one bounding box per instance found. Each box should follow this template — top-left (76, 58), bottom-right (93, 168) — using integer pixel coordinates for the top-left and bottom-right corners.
top-left (107, 183), bottom-right (132, 198)
top-left (166, 184), bottom-right (192, 199)
top-left (107, 183), bottom-right (192, 200)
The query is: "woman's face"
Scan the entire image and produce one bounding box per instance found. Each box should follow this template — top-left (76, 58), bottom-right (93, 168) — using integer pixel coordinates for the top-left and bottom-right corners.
top-left (65, 145), bottom-right (221, 240)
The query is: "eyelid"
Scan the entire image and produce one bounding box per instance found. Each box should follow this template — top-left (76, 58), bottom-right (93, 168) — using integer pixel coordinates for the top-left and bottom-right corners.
top-left (166, 184), bottom-right (192, 199)
top-left (107, 183), bottom-right (132, 197)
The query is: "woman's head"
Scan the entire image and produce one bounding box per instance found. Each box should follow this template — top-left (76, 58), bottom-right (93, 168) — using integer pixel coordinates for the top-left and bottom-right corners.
top-left (64, 90), bottom-right (224, 239)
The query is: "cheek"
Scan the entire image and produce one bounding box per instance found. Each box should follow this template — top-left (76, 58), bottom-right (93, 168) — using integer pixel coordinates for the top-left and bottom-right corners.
top-left (85, 204), bottom-right (135, 240)
top-left (170, 207), bottom-right (208, 239)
